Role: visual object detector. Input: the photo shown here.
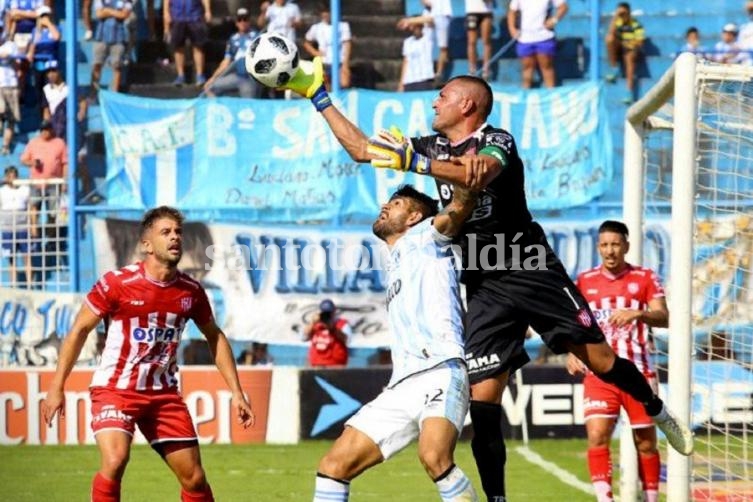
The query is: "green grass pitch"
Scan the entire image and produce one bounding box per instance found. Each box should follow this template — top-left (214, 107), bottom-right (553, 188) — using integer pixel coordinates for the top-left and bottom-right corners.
top-left (0, 439), bottom-right (599, 501)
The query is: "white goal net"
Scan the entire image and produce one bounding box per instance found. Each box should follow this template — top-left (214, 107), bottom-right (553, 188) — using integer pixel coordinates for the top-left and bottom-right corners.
top-left (623, 53), bottom-right (753, 502)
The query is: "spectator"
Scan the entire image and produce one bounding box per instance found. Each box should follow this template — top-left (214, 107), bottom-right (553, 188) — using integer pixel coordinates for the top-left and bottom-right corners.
top-left (567, 220), bottom-right (669, 502)
top-left (204, 7), bottom-right (261, 98)
top-left (164, 0), bottom-right (211, 87)
top-left (303, 4), bottom-right (353, 89)
top-left (257, 0), bottom-right (301, 43)
top-left (464, 0), bottom-right (494, 79)
top-left (507, 0), bottom-right (568, 88)
top-left (0, 165), bottom-right (37, 287)
top-left (82, 0), bottom-right (94, 40)
top-left (678, 26), bottom-right (709, 60)
top-left (7, 0), bottom-right (48, 53)
top-left (712, 23), bottom-right (749, 65)
top-left (19, 120), bottom-right (68, 228)
top-left (397, 19), bottom-right (435, 91)
top-left (26, 5), bottom-right (59, 97)
top-left (0, 36), bottom-right (21, 156)
top-left (605, 2), bottom-right (645, 104)
top-left (739, 1), bottom-right (753, 56)
top-left (91, 0), bottom-right (131, 93)
top-left (41, 62), bottom-right (95, 201)
top-left (397, 0), bottom-right (453, 84)
top-left (237, 342), bottom-right (273, 366)
top-left (304, 298), bottom-right (352, 367)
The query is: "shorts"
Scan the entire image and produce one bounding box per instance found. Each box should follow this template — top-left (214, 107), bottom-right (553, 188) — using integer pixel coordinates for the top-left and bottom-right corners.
top-left (345, 359), bottom-right (469, 460)
top-left (170, 21), bottom-right (208, 48)
top-left (582, 372), bottom-right (656, 428)
top-left (463, 223), bottom-right (605, 384)
top-left (515, 38), bottom-right (557, 58)
top-left (92, 42), bottom-right (126, 69)
top-left (90, 387), bottom-right (198, 447)
top-left (465, 13), bottom-right (492, 31)
top-left (0, 88), bottom-right (20, 123)
top-left (433, 15), bottom-right (451, 49)
top-left (1, 230), bottom-right (33, 253)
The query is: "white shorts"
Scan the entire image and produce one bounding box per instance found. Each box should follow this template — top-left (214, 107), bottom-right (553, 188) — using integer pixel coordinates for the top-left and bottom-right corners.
top-left (434, 15), bottom-right (451, 49)
top-left (345, 359), bottom-right (469, 460)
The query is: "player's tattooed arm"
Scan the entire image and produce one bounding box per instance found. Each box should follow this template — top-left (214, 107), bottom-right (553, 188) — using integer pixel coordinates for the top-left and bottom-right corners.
top-left (433, 184), bottom-right (479, 238)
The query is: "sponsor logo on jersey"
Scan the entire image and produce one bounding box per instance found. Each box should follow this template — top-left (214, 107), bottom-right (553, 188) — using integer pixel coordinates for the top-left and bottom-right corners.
top-left (131, 325), bottom-right (183, 342)
top-left (181, 297), bottom-right (192, 312)
top-left (385, 279), bottom-right (402, 310)
top-left (129, 300), bottom-right (144, 306)
top-left (576, 308), bottom-right (593, 327)
top-left (587, 288), bottom-right (599, 294)
top-left (465, 352), bottom-right (501, 372)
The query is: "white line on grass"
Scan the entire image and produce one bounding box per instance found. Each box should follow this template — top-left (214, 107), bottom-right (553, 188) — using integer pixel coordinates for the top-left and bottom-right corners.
top-left (514, 445), bottom-right (594, 495)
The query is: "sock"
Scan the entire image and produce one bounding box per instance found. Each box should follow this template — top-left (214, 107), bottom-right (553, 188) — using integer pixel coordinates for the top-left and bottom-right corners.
top-left (596, 357), bottom-right (664, 416)
top-left (313, 472), bottom-right (349, 502)
top-left (587, 446), bottom-right (613, 502)
top-left (638, 452), bottom-right (660, 502)
top-left (91, 472), bottom-right (121, 502)
top-left (180, 484), bottom-right (214, 502)
top-left (469, 400), bottom-right (506, 500)
top-left (434, 464), bottom-right (478, 501)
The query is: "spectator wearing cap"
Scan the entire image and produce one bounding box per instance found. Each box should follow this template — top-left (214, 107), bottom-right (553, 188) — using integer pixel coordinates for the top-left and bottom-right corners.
top-left (739, 1), bottom-right (753, 58)
top-left (303, 3), bottom-right (353, 89)
top-left (605, 1), bottom-right (645, 103)
top-left (713, 23), bottom-right (749, 64)
top-left (20, 119), bottom-right (68, 226)
top-left (203, 7), bottom-right (261, 98)
top-left (26, 5), bottom-right (60, 98)
top-left (0, 36), bottom-right (21, 156)
top-left (304, 299), bottom-right (353, 367)
top-left (91, 0), bottom-right (132, 93)
top-left (164, 0), bottom-right (211, 87)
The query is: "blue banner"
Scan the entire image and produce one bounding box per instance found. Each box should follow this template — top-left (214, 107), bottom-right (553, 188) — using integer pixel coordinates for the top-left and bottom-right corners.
top-left (99, 82), bottom-right (612, 222)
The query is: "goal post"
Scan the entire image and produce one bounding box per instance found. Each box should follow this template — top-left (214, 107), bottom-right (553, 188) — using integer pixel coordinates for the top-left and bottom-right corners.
top-left (622, 52), bottom-right (753, 502)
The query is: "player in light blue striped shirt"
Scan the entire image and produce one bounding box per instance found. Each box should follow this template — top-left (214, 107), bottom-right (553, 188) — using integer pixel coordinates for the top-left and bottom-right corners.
top-left (312, 183), bottom-right (480, 502)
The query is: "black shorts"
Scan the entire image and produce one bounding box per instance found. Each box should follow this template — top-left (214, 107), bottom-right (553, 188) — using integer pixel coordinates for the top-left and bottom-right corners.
top-left (463, 223), bottom-right (605, 384)
top-left (170, 21), bottom-right (208, 48)
top-left (465, 13), bottom-right (493, 31)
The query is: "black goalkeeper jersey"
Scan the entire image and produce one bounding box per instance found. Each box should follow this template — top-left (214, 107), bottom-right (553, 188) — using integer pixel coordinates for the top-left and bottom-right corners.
top-left (411, 124), bottom-right (536, 276)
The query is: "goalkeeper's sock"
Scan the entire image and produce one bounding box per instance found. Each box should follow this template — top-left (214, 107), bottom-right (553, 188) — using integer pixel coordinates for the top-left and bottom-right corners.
top-left (91, 472), bottom-right (120, 502)
top-left (469, 400), bottom-right (506, 500)
top-left (587, 446), bottom-right (613, 502)
top-left (434, 464), bottom-right (478, 501)
top-left (313, 472), bottom-right (349, 501)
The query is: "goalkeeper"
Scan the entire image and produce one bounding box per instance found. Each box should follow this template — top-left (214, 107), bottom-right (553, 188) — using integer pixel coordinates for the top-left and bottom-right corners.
top-left (283, 59), bottom-right (694, 502)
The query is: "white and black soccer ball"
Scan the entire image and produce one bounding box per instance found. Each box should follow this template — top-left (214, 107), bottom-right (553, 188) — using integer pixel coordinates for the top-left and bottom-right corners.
top-left (245, 33), bottom-right (299, 88)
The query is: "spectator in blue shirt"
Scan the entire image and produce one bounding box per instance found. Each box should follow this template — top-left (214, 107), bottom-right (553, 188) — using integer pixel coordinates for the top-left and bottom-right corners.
top-left (26, 5), bottom-right (59, 98)
top-left (91, 0), bottom-right (132, 93)
top-left (203, 7), bottom-right (261, 98)
top-left (164, 0), bottom-right (211, 87)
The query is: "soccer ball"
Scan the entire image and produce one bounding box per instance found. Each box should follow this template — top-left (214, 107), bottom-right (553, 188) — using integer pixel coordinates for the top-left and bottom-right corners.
top-left (245, 33), bottom-right (299, 88)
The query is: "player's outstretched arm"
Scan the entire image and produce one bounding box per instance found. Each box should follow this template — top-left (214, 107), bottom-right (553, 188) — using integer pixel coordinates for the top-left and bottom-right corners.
top-left (433, 183), bottom-right (479, 238)
top-left (42, 304), bottom-right (102, 426)
top-left (281, 57), bottom-right (371, 162)
top-left (199, 321), bottom-right (256, 428)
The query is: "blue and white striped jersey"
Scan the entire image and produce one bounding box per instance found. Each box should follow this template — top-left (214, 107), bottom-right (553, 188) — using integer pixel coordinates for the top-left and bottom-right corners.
top-left (384, 219), bottom-right (465, 387)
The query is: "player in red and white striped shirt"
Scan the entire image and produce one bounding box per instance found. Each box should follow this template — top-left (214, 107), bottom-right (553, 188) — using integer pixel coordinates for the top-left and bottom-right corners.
top-left (567, 220), bottom-right (668, 502)
top-left (42, 206), bottom-right (254, 502)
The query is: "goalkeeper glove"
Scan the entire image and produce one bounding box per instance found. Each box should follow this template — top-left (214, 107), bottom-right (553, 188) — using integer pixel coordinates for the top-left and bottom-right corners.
top-left (366, 126), bottom-right (432, 174)
top-left (279, 57), bottom-right (332, 112)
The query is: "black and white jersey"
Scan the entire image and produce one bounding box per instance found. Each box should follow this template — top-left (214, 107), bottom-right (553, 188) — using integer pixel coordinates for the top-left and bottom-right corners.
top-left (411, 124), bottom-right (534, 276)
